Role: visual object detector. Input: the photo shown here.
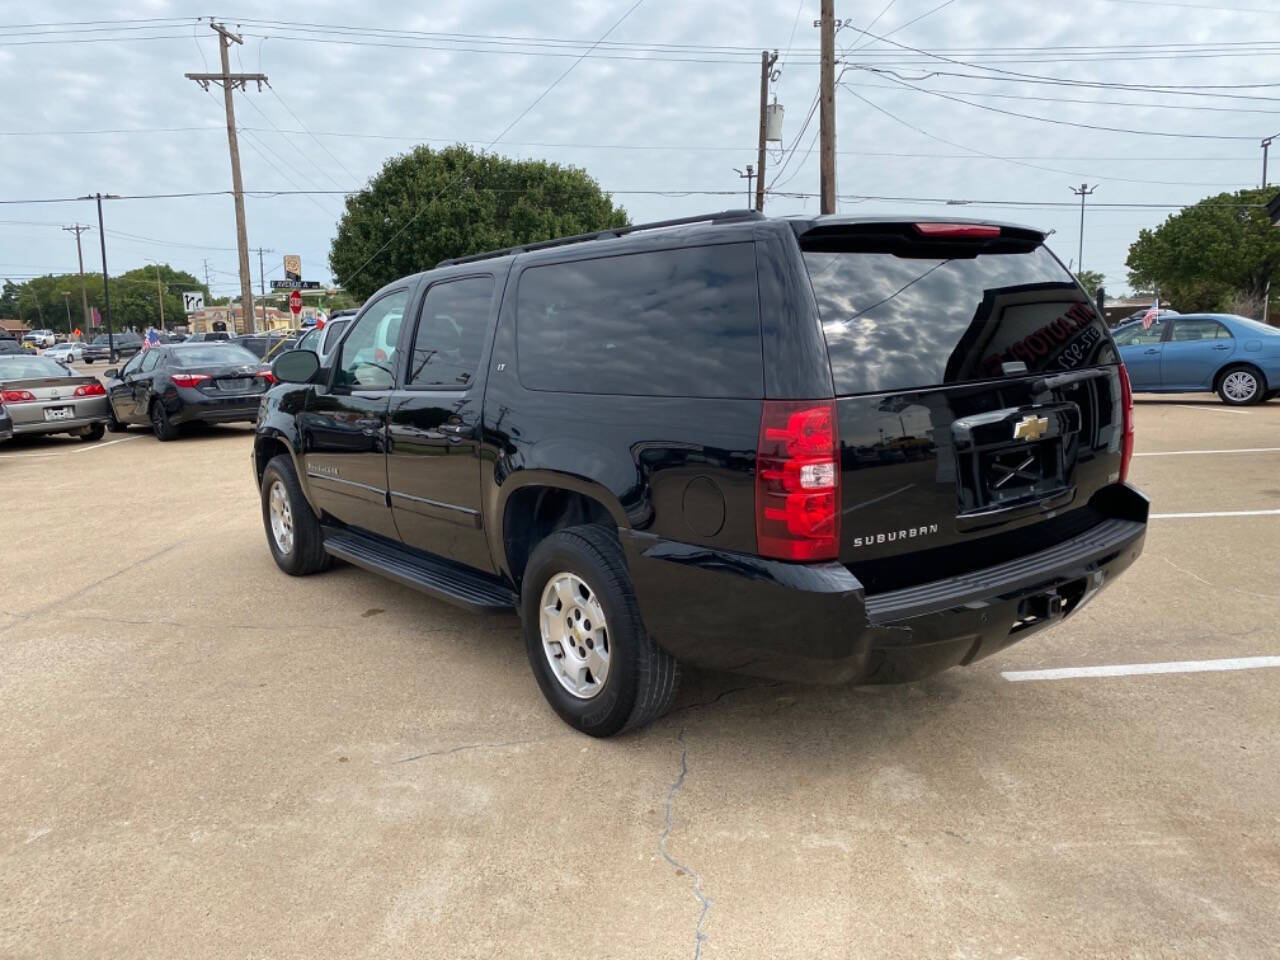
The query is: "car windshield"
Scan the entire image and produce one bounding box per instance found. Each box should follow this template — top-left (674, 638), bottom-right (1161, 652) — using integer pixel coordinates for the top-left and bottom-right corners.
top-left (173, 345), bottom-right (260, 367)
top-left (0, 356), bottom-right (72, 379)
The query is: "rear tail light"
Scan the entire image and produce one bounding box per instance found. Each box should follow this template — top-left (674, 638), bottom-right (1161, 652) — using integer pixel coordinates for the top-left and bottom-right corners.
top-left (256, 370), bottom-right (276, 384)
top-left (172, 373), bottom-right (210, 388)
top-left (73, 382), bottom-right (106, 397)
top-left (912, 222), bottom-right (1001, 239)
top-left (1, 389), bottom-right (36, 403)
top-left (1118, 362), bottom-right (1135, 484)
top-left (756, 400), bottom-right (841, 561)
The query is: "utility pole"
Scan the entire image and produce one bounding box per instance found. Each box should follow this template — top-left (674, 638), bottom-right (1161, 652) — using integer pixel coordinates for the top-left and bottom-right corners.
top-left (186, 22), bottom-right (266, 334)
top-left (62, 224), bottom-right (91, 335)
top-left (62, 292), bottom-right (72, 338)
top-left (1263, 133), bottom-right (1277, 188)
top-left (1070, 183), bottom-right (1097, 276)
top-left (818, 0), bottom-right (837, 214)
top-left (257, 246), bottom-right (274, 332)
top-left (146, 260), bottom-right (166, 330)
top-left (202, 257), bottom-right (212, 291)
top-left (734, 165), bottom-right (755, 207)
top-left (756, 49), bottom-right (777, 212)
top-left (86, 193), bottom-right (118, 360)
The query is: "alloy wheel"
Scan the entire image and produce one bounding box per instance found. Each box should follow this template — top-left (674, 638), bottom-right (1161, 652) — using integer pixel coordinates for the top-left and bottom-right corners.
top-left (538, 572), bottom-right (611, 699)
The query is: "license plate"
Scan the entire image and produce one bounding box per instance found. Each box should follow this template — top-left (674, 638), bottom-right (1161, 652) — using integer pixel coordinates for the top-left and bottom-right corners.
top-left (44, 406), bottom-right (73, 421)
top-left (218, 378), bottom-right (251, 391)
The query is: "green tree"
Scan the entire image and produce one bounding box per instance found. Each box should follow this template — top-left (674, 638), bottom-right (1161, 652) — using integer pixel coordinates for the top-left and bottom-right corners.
top-left (330, 144), bottom-right (628, 300)
top-left (1074, 269), bottom-right (1105, 295)
top-left (111, 264), bottom-right (203, 331)
top-left (1126, 188), bottom-right (1280, 315)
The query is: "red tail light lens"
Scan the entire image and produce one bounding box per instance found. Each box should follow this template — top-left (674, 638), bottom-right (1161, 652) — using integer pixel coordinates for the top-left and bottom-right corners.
top-left (256, 370), bottom-right (276, 384)
top-left (913, 222), bottom-right (1001, 239)
top-left (73, 382), bottom-right (106, 397)
top-left (756, 400), bottom-right (841, 561)
top-left (1118, 362), bottom-right (1135, 484)
top-left (171, 373), bottom-right (210, 388)
top-left (1, 389), bottom-right (36, 403)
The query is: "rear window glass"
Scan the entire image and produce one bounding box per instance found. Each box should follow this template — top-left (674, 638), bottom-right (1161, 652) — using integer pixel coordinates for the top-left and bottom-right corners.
top-left (804, 245), bottom-right (1115, 395)
top-left (516, 243), bottom-right (763, 398)
top-left (174, 345), bottom-right (259, 366)
top-left (0, 356), bottom-right (70, 378)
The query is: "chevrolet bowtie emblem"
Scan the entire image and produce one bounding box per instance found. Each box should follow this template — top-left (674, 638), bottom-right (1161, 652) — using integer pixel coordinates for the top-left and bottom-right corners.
top-left (1013, 415), bottom-right (1049, 442)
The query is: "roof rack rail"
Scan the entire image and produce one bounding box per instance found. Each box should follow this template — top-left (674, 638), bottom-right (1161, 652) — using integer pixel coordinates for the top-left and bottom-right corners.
top-left (435, 209), bottom-right (764, 267)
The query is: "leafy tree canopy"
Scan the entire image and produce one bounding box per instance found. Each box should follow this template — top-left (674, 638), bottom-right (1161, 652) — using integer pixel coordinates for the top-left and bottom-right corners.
top-left (1126, 188), bottom-right (1280, 313)
top-left (0, 265), bottom-right (206, 333)
top-left (329, 144), bottom-right (628, 300)
top-left (1074, 269), bottom-right (1105, 295)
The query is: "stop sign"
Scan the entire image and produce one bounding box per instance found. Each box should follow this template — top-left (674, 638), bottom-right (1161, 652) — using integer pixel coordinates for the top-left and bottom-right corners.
top-left (289, 290), bottom-right (303, 315)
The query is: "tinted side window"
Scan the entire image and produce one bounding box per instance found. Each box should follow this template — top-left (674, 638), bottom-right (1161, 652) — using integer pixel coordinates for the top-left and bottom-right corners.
top-left (321, 318), bottom-right (349, 353)
top-left (408, 276), bottom-right (494, 388)
top-left (139, 350), bottom-right (160, 372)
top-left (516, 243), bottom-right (763, 398)
top-left (1171, 318), bottom-right (1231, 342)
top-left (334, 290), bottom-right (409, 389)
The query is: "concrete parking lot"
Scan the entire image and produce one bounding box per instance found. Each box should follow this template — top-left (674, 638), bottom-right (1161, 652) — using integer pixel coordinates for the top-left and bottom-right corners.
top-left (2, 390), bottom-right (1278, 959)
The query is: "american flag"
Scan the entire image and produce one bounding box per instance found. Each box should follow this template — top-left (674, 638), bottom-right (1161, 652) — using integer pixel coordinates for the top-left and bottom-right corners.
top-left (142, 328), bottom-right (160, 350)
top-left (1141, 298), bottom-right (1160, 330)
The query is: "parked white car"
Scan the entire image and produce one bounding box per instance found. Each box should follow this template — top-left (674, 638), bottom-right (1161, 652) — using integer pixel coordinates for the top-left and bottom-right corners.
top-left (44, 341), bottom-right (86, 364)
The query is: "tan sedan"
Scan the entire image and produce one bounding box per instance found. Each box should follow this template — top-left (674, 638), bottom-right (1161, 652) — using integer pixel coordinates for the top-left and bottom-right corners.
top-left (0, 354), bottom-right (110, 441)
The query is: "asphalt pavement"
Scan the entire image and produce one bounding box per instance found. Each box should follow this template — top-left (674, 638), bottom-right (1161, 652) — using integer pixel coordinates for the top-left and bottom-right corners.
top-left (2, 393), bottom-right (1277, 959)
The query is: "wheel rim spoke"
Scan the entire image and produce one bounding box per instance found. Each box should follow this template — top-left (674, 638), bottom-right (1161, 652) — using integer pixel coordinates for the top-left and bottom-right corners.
top-left (539, 571), bottom-right (610, 700)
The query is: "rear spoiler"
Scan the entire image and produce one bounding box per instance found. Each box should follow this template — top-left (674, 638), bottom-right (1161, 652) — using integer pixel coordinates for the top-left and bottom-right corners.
top-left (791, 220), bottom-right (1045, 258)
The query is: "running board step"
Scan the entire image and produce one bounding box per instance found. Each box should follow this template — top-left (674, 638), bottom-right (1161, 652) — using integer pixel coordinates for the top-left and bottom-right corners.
top-left (322, 528), bottom-right (517, 613)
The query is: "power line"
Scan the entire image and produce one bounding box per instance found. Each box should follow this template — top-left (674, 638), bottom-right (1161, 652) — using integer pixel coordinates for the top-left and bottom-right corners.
top-left (859, 74), bottom-right (1262, 140)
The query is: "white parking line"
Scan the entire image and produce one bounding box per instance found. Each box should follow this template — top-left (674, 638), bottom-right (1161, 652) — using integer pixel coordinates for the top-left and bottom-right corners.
top-left (0, 436), bottom-right (139, 459)
top-left (1135, 447), bottom-right (1280, 457)
top-left (1150, 509), bottom-right (1280, 519)
top-left (1003, 656), bottom-right (1280, 682)
top-left (1164, 404), bottom-right (1251, 416)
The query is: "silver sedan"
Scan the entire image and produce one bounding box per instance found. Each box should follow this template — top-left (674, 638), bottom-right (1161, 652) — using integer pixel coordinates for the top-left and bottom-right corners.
top-left (44, 341), bottom-right (86, 364)
top-left (0, 354), bottom-right (110, 441)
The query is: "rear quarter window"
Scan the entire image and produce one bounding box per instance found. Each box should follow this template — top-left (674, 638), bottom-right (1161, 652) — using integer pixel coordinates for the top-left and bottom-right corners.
top-left (515, 242), bottom-right (763, 398)
top-left (804, 244), bottom-right (1116, 395)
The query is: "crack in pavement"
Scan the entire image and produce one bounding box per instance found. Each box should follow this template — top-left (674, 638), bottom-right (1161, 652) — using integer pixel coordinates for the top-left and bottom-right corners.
top-left (668, 680), bottom-right (786, 718)
top-left (0, 542), bottom-right (183, 635)
top-left (394, 733), bottom-right (574, 763)
top-left (659, 728), bottom-right (712, 960)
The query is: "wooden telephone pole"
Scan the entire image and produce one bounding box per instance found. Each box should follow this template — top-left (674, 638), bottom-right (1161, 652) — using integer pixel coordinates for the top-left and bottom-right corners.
top-left (755, 50), bottom-right (777, 212)
top-left (186, 21), bottom-right (266, 332)
top-left (62, 224), bottom-right (91, 334)
top-left (818, 0), bottom-right (837, 214)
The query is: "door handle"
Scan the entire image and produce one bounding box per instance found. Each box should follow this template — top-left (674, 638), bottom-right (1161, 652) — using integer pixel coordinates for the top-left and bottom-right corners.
top-left (1212, 344), bottom-right (1231, 350)
top-left (1144, 348), bottom-right (1160, 354)
top-left (438, 422), bottom-right (473, 440)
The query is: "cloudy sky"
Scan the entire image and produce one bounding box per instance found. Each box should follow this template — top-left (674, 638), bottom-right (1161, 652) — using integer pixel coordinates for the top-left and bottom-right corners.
top-left (1, 0), bottom-right (1275, 301)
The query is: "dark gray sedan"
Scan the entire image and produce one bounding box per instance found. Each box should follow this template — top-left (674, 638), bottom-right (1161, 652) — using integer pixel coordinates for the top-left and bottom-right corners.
top-left (0, 354), bottom-right (110, 441)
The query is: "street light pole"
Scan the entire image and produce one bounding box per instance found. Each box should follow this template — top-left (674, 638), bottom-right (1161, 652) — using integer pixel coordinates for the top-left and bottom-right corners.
top-left (81, 193), bottom-right (120, 361)
top-left (734, 165), bottom-right (755, 207)
top-left (1070, 183), bottom-right (1097, 276)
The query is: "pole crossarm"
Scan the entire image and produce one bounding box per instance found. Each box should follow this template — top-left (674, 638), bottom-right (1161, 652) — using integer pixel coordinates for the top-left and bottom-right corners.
top-left (184, 73), bottom-right (267, 92)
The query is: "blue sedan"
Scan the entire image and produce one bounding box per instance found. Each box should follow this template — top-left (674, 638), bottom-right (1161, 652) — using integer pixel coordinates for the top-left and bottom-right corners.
top-left (1113, 313), bottom-right (1280, 405)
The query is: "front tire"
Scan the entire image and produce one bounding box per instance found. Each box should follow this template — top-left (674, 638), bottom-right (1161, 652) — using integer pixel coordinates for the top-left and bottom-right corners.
top-left (79, 423), bottom-right (105, 443)
top-left (1217, 365), bottom-right (1266, 405)
top-left (261, 453), bottom-right (330, 576)
top-left (150, 399), bottom-right (179, 441)
top-left (521, 525), bottom-right (680, 737)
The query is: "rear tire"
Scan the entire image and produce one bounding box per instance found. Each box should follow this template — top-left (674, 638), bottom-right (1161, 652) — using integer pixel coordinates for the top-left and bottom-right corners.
top-left (106, 412), bottom-right (127, 433)
top-left (150, 399), bottom-right (179, 441)
top-left (1216, 364), bottom-right (1266, 405)
top-left (521, 525), bottom-right (680, 737)
top-left (261, 453), bottom-right (330, 576)
top-left (79, 423), bottom-right (105, 443)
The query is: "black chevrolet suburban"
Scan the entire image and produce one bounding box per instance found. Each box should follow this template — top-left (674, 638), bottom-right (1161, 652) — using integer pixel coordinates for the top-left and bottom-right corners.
top-left (253, 211), bottom-right (1147, 736)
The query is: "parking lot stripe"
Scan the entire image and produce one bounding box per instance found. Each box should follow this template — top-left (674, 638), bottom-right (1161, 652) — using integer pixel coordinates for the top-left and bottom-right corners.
top-left (1161, 404), bottom-right (1252, 415)
top-left (1150, 509), bottom-right (1280, 519)
top-left (0, 436), bottom-right (139, 459)
top-left (1135, 447), bottom-right (1280, 457)
top-left (1003, 656), bottom-right (1280, 682)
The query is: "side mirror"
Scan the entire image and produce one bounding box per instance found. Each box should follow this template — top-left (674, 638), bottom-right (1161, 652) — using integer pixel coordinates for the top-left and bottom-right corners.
top-left (103, 368), bottom-right (118, 379)
top-left (272, 349), bottom-right (321, 384)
